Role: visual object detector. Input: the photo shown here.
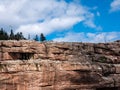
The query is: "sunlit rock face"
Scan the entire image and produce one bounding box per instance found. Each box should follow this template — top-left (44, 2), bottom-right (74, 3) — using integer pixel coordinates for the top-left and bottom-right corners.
top-left (0, 40), bottom-right (120, 90)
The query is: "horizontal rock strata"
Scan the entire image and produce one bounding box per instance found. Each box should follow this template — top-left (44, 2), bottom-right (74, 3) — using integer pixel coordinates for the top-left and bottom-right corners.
top-left (0, 40), bottom-right (120, 90)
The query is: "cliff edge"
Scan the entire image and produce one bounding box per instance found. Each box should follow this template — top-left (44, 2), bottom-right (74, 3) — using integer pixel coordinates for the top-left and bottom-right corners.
top-left (0, 40), bottom-right (120, 90)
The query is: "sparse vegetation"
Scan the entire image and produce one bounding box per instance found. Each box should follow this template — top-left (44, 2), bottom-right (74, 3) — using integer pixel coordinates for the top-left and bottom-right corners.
top-left (34, 35), bottom-right (39, 41)
top-left (0, 63), bottom-right (4, 70)
top-left (0, 28), bottom-right (26, 40)
top-left (99, 56), bottom-right (107, 63)
top-left (40, 33), bottom-right (46, 42)
top-left (0, 28), bottom-right (47, 41)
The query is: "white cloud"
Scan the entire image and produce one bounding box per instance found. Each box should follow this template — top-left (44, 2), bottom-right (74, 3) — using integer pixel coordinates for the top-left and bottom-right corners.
top-left (0, 0), bottom-right (98, 36)
top-left (16, 17), bottom-right (83, 37)
top-left (54, 32), bottom-right (84, 42)
top-left (53, 32), bottom-right (120, 43)
top-left (110, 0), bottom-right (120, 12)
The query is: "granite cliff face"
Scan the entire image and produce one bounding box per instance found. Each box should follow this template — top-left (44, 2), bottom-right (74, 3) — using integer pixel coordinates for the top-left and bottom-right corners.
top-left (0, 40), bottom-right (120, 90)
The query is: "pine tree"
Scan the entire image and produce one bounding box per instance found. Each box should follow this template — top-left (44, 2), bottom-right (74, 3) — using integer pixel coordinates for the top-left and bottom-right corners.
top-left (14, 32), bottom-right (20, 40)
top-left (0, 28), bottom-right (9, 40)
top-left (14, 32), bottom-right (26, 40)
top-left (4, 32), bottom-right (9, 40)
top-left (0, 28), bottom-right (26, 40)
top-left (34, 35), bottom-right (39, 41)
top-left (19, 32), bottom-right (25, 40)
top-left (40, 33), bottom-right (46, 42)
top-left (9, 29), bottom-right (15, 40)
top-left (0, 28), bottom-right (4, 40)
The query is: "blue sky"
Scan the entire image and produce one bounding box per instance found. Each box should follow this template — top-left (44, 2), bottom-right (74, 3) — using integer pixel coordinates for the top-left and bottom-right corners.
top-left (0, 0), bottom-right (120, 42)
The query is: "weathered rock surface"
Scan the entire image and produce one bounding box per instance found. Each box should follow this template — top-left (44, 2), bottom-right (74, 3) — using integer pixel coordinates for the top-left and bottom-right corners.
top-left (0, 40), bottom-right (120, 90)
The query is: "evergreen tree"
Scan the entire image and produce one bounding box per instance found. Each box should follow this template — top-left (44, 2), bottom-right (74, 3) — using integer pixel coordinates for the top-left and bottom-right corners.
top-left (9, 29), bottom-right (15, 40)
top-left (0, 27), bottom-right (27, 40)
top-left (34, 35), bottom-right (39, 41)
top-left (0, 28), bottom-right (4, 40)
top-left (4, 32), bottom-right (9, 40)
top-left (19, 32), bottom-right (25, 40)
top-left (0, 28), bottom-right (9, 40)
top-left (40, 33), bottom-right (46, 42)
top-left (14, 32), bottom-right (20, 40)
top-left (14, 32), bottom-right (26, 40)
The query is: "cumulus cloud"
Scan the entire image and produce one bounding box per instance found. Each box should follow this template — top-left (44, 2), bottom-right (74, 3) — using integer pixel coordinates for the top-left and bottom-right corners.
top-left (53, 32), bottom-right (120, 43)
top-left (16, 17), bottom-right (83, 36)
top-left (0, 0), bottom-right (98, 37)
top-left (110, 0), bottom-right (120, 12)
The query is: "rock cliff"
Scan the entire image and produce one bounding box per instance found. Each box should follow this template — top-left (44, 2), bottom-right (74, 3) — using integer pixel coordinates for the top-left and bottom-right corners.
top-left (0, 40), bottom-right (120, 90)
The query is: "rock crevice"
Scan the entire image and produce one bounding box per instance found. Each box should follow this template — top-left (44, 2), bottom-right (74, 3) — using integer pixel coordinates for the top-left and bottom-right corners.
top-left (0, 40), bottom-right (120, 90)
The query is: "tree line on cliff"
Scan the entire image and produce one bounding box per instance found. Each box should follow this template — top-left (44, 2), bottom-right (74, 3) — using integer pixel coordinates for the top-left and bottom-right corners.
top-left (0, 28), bottom-right (46, 41)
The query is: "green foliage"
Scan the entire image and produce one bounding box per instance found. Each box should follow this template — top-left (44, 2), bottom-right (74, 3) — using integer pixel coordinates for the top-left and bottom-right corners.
top-left (0, 64), bottom-right (4, 71)
top-left (0, 28), bottom-right (26, 40)
top-left (15, 32), bottom-right (26, 40)
top-left (9, 29), bottom-right (15, 40)
top-left (40, 33), bottom-right (46, 42)
top-left (0, 27), bottom-right (47, 41)
top-left (99, 56), bottom-right (107, 63)
top-left (34, 35), bottom-right (39, 41)
top-left (0, 28), bottom-right (9, 40)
